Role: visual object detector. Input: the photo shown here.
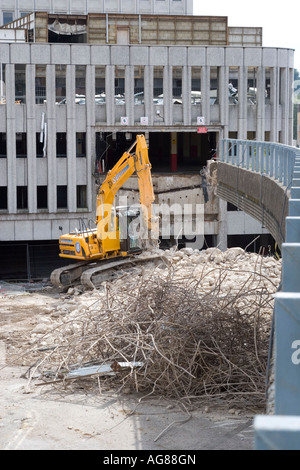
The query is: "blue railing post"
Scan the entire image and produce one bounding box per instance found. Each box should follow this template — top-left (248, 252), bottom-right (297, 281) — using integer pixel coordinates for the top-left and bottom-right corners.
top-left (274, 145), bottom-right (279, 180)
top-left (246, 141), bottom-right (250, 169)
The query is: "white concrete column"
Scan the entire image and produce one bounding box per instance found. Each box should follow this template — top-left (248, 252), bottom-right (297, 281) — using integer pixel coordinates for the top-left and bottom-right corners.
top-left (201, 65), bottom-right (210, 125)
top-left (270, 67), bottom-right (279, 142)
top-left (163, 65), bottom-right (172, 126)
top-left (217, 197), bottom-right (228, 252)
top-left (66, 64), bottom-right (76, 213)
top-left (256, 66), bottom-right (265, 141)
top-left (144, 65), bottom-right (153, 125)
top-left (6, 64), bottom-right (16, 214)
top-left (46, 64), bottom-right (57, 213)
top-left (220, 66), bottom-right (229, 138)
top-left (85, 64), bottom-right (95, 213)
top-left (183, 65), bottom-right (191, 126)
top-left (125, 65), bottom-right (134, 126)
top-left (280, 67), bottom-right (289, 144)
top-left (288, 67), bottom-right (294, 145)
top-left (26, 64), bottom-right (37, 213)
top-left (105, 65), bottom-right (115, 126)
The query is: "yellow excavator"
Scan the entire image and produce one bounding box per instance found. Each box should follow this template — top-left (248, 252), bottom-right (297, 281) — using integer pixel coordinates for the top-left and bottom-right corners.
top-left (51, 135), bottom-right (160, 287)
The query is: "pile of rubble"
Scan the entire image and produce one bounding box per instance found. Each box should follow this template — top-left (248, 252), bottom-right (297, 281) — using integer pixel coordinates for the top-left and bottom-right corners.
top-left (17, 246), bottom-right (281, 410)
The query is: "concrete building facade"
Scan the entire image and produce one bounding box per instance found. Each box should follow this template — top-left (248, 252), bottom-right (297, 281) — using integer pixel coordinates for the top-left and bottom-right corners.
top-left (1, 0), bottom-right (193, 24)
top-left (0, 1), bottom-right (295, 279)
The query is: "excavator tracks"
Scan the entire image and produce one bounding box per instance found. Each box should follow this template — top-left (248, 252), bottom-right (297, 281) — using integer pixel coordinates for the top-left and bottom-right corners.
top-left (50, 254), bottom-right (168, 289)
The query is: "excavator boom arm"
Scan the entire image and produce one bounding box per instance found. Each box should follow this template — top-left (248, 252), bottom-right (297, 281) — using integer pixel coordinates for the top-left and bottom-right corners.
top-left (96, 135), bottom-right (155, 239)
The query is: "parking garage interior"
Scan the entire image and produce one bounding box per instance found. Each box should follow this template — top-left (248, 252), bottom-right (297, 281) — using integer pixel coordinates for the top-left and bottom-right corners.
top-left (95, 131), bottom-right (217, 175)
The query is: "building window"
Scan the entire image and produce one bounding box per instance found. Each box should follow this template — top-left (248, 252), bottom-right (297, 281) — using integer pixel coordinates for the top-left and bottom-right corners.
top-left (16, 133), bottom-right (27, 158)
top-left (173, 67), bottom-right (182, 101)
top-left (57, 186), bottom-right (68, 209)
top-left (36, 133), bottom-right (45, 158)
top-left (17, 186), bottom-right (28, 210)
top-left (35, 65), bottom-right (46, 104)
top-left (95, 66), bottom-right (106, 103)
top-left (77, 185), bottom-right (87, 209)
top-left (76, 133), bottom-right (86, 157)
top-left (191, 67), bottom-right (201, 105)
top-left (0, 64), bottom-right (6, 103)
top-left (56, 65), bottom-right (66, 103)
top-left (37, 186), bottom-right (48, 210)
top-left (210, 67), bottom-right (219, 105)
top-left (229, 67), bottom-right (238, 105)
top-left (3, 12), bottom-right (13, 25)
top-left (0, 133), bottom-right (7, 157)
top-left (134, 67), bottom-right (144, 104)
top-left (265, 67), bottom-right (271, 104)
top-left (248, 67), bottom-right (257, 104)
top-left (0, 187), bottom-right (7, 210)
top-left (153, 66), bottom-right (163, 104)
top-left (15, 64), bottom-right (26, 104)
top-left (56, 133), bottom-right (67, 157)
top-left (76, 65), bottom-right (86, 103)
top-left (115, 66), bottom-right (125, 104)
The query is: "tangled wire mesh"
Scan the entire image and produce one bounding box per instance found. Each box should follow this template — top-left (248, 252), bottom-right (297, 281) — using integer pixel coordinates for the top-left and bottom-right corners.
top-left (23, 255), bottom-right (276, 411)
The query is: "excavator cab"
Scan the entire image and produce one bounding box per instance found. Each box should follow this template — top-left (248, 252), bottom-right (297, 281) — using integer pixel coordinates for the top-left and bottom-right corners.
top-left (117, 207), bottom-right (142, 254)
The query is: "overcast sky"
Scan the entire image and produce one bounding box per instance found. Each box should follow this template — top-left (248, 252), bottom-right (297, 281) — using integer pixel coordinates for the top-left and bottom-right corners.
top-left (193, 0), bottom-right (300, 72)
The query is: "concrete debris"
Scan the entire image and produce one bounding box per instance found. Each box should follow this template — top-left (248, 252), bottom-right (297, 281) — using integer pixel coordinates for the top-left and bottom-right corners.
top-left (13, 246), bottom-right (281, 410)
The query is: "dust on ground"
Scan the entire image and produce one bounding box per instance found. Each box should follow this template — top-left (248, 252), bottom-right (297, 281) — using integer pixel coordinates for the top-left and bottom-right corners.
top-left (0, 247), bottom-right (277, 451)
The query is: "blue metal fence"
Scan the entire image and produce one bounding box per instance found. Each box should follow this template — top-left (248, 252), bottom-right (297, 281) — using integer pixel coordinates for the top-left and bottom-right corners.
top-left (220, 139), bottom-right (300, 450)
top-left (220, 139), bottom-right (297, 188)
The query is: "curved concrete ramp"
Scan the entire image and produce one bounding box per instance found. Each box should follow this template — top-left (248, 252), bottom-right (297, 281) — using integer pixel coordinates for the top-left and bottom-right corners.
top-left (216, 161), bottom-right (289, 248)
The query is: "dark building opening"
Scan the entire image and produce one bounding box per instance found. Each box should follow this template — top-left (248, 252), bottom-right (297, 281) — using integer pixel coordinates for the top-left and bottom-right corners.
top-left (0, 187), bottom-right (7, 210)
top-left (0, 133), bottom-right (7, 157)
top-left (37, 186), bottom-right (48, 210)
top-left (36, 133), bottom-right (45, 157)
top-left (17, 186), bottom-right (28, 210)
top-left (48, 16), bottom-right (87, 44)
top-left (56, 133), bottom-right (67, 157)
top-left (57, 185), bottom-right (68, 209)
top-left (77, 185), bottom-right (87, 209)
top-left (227, 234), bottom-right (279, 257)
top-left (0, 240), bottom-right (76, 281)
top-left (95, 131), bottom-right (217, 175)
top-left (16, 133), bottom-right (27, 158)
